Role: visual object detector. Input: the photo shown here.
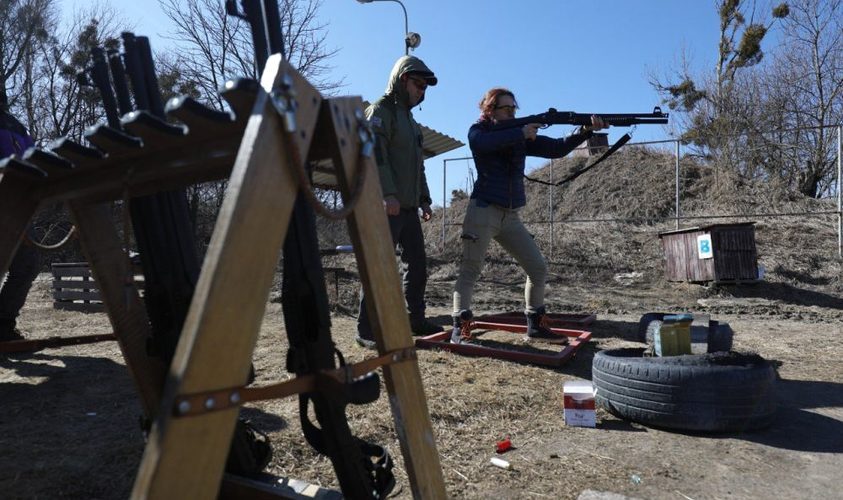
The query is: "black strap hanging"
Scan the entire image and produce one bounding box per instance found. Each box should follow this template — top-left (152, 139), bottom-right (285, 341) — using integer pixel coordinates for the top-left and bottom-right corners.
top-left (525, 132), bottom-right (632, 187)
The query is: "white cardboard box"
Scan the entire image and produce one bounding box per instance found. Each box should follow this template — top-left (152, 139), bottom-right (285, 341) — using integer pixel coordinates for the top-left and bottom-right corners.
top-left (563, 381), bottom-right (596, 427)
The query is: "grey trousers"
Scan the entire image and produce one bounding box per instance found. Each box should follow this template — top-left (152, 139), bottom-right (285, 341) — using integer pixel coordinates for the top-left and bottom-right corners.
top-left (358, 208), bottom-right (428, 338)
top-left (0, 233), bottom-right (39, 325)
top-left (453, 199), bottom-right (547, 316)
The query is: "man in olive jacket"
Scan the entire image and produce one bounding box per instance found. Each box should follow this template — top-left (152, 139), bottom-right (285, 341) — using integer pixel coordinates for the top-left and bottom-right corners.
top-left (357, 55), bottom-right (441, 347)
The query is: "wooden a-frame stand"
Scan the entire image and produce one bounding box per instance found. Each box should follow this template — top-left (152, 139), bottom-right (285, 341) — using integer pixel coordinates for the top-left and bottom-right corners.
top-left (0, 55), bottom-right (445, 498)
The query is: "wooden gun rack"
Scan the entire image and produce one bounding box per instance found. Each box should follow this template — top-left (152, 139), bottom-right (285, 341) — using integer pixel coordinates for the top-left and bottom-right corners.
top-left (0, 56), bottom-right (445, 498)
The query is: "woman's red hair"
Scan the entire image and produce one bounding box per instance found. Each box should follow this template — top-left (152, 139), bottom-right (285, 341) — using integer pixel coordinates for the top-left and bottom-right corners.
top-left (478, 87), bottom-right (517, 122)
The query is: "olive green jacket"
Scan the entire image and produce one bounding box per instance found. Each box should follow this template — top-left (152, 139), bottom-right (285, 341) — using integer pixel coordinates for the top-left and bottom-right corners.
top-left (366, 56), bottom-right (434, 209)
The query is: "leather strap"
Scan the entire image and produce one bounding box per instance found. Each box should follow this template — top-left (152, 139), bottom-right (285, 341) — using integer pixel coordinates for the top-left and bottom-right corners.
top-left (172, 346), bottom-right (416, 417)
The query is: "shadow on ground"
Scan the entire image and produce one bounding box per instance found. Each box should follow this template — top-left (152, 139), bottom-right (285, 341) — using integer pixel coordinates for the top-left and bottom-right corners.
top-left (0, 351), bottom-right (288, 498)
top-left (735, 379), bottom-right (843, 453)
top-left (723, 281), bottom-right (843, 310)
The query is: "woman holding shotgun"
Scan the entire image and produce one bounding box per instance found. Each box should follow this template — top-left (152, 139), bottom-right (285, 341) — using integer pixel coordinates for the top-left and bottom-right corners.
top-left (450, 87), bottom-right (606, 344)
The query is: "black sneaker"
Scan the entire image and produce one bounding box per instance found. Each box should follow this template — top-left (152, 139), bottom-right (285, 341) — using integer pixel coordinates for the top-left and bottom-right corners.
top-left (410, 319), bottom-right (442, 336)
top-left (355, 335), bottom-right (376, 349)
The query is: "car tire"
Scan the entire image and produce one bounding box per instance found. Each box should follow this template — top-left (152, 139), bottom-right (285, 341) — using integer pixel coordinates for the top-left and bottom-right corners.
top-left (636, 312), bottom-right (666, 343)
top-left (592, 348), bottom-right (777, 432)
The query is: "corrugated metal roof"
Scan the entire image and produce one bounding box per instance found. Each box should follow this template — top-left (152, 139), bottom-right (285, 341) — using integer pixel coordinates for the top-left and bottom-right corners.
top-left (311, 107), bottom-right (464, 189)
top-left (419, 123), bottom-right (464, 160)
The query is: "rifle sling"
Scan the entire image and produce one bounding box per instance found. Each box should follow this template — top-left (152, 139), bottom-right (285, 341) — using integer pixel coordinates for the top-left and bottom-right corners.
top-left (299, 395), bottom-right (396, 498)
top-left (525, 132), bottom-right (632, 187)
top-left (171, 347), bottom-right (416, 417)
top-left (282, 191), bottom-right (393, 498)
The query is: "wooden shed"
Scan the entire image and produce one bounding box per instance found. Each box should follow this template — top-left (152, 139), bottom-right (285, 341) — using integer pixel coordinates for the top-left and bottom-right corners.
top-left (658, 222), bottom-right (759, 283)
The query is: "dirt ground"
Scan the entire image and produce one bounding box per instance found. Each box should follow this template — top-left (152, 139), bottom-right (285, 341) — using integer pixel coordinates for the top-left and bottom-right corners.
top-left (1, 266), bottom-right (841, 500)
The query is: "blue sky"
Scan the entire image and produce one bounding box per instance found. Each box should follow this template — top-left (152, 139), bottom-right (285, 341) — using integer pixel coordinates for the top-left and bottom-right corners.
top-left (62, 1), bottom-right (780, 207)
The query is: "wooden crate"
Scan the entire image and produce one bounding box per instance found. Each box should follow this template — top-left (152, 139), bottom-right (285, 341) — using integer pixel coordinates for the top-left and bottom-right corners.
top-left (658, 223), bottom-right (759, 284)
top-left (52, 262), bottom-right (144, 312)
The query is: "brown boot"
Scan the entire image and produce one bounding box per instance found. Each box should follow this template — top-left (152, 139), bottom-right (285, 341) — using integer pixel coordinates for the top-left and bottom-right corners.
top-left (450, 310), bottom-right (473, 344)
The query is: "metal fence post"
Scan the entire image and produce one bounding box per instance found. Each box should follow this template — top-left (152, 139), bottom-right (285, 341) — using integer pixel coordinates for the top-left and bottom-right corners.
top-left (549, 159), bottom-right (554, 260)
top-left (675, 139), bottom-right (681, 229)
top-left (838, 126), bottom-right (842, 258)
top-left (442, 158), bottom-right (447, 252)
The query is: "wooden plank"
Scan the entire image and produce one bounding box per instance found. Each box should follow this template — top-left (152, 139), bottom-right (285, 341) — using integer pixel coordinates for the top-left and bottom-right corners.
top-left (0, 333), bottom-right (115, 353)
top-left (219, 473), bottom-right (342, 499)
top-left (51, 261), bottom-right (93, 268)
top-left (51, 266), bottom-right (95, 277)
top-left (68, 201), bottom-right (167, 416)
top-left (53, 290), bottom-right (102, 301)
top-left (53, 279), bottom-right (144, 292)
top-left (53, 279), bottom-right (98, 289)
top-left (132, 55), bottom-right (318, 499)
top-left (324, 97), bottom-right (447, 499)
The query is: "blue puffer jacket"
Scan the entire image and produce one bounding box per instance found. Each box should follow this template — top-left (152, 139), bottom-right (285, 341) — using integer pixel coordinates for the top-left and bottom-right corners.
top-left (468, 121), bottom-right (591, 209)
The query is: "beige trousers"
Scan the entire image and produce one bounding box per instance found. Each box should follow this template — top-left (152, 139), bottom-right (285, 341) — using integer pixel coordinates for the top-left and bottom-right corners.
top-left (452, 199), bottom-right (547, 316)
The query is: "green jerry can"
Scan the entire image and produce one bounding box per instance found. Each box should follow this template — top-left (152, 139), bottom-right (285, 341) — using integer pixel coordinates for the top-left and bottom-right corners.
top-left (654, 313), bottom-right (693, 356)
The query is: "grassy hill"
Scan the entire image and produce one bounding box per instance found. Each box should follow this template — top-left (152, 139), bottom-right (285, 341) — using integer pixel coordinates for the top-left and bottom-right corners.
top-left (418, 146), bottom-right (841, 311)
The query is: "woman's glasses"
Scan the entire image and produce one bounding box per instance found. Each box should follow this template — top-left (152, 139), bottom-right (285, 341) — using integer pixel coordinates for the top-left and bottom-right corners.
top-left (494, 105), bottom-right (517, 112)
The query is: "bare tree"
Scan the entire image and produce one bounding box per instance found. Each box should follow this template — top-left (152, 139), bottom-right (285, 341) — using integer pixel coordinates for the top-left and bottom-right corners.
top-left (651, 1), bottom-right (789, 151)
top-left (761, 0), bottom-right (843, 197)
top-left (24, 4), bottom-right (127, 142)
top-left (156, 0), bottom-right (341, 248)
top-left (158, 0), bottom-right (340, 111)
top-left (0, 0), bottom-right (53, 131)
top-left (649, 1), bottom-right (790, 201)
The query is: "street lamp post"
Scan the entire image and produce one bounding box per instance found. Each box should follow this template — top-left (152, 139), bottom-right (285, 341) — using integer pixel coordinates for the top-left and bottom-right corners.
top-left (356, 0), bottom-right (421, 55)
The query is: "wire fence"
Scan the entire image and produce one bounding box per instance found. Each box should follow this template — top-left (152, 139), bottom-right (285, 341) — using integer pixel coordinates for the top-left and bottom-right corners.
top-left (439, 125), bottom-right (843, 258)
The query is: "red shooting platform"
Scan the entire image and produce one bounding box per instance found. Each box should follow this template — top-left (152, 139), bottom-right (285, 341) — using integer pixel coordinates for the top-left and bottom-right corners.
top-left (415, 312), bottom-right (594, 368)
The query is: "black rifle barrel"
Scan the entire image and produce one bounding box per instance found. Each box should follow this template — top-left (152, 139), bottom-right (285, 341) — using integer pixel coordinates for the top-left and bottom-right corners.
top-left (263, 0), bottom-right (285, 58)
top-left (121, 32), bottom-right (150, 111)
top-left (107, 48), bottom-right (133, 115)
top-left (242, 0), bottom-right (270, 72)
top-left (89, 47), bottom-right (121, 128)
top-left (490, 108), bottom-right (669, 131)
top-left (136, 36), bottom-right (165, 118)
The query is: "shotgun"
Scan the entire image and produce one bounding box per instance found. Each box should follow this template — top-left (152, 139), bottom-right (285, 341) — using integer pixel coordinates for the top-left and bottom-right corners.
top-left (490, 106), bottom-right (668, 131)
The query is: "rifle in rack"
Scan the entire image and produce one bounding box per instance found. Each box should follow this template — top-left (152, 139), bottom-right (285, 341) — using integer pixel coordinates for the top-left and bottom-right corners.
top-left (491, 107), bottom-right (669, 186)
top-left (227, 0), bottom-right (396, 497)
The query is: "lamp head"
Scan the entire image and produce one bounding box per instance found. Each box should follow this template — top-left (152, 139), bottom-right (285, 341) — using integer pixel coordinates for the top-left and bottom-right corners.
top-left (405, 32), bottom-right (421, 50)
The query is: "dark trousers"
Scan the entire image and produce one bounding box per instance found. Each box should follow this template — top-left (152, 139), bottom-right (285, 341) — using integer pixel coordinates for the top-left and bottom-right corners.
top-left (357, 208), bottom-right (427, 338)
top-left (0, 234), bottom-right (39, 328)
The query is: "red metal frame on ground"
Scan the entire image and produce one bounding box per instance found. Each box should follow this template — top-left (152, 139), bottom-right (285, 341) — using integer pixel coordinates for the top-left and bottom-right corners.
top-left (415, 312), bottom-right (594, 368)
